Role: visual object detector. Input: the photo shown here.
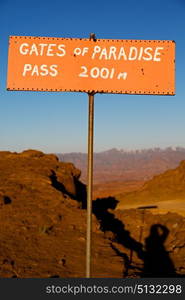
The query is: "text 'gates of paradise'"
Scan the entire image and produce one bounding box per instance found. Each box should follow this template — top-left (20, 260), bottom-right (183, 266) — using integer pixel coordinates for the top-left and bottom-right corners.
top-left (7, 36), bottom-right (175, 95)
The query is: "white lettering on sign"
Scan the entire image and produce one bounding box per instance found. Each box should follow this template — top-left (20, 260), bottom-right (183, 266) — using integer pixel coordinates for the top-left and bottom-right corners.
top-left (91, 46), bottom-right (164, 61)
top-left (79, 66), bottom-right (126, 80)
top-left (20, 43), bottom-right (29, 55)
top-left (79, 66), bottom-right (88, 77)
top-left (22, 64), bottom-right (58, 77)
top-left (76, 45), bottom-right (164, 81)
top-left (74, 47), bottom-right (89, 56)
top-left (19, 43), bottom-right (64, 78)
top-left (56, 44), bottom-right (66, 57)
top-left (53, 44), bottom-right (165, 62)
top-left (117, 72), bottom-right (128, 80)
top-left (118, 47), bottom-right (127, 60)
top-left (143, 47), bottom-right (153, 61)
top-left (17, 40), bottom-right (165, 82)
top-left (128, 47), bottom-right (138, 60)
top-left (154, 47), bottom-right (164, 61)
top-left (19, 43), bottom-right (66, 57)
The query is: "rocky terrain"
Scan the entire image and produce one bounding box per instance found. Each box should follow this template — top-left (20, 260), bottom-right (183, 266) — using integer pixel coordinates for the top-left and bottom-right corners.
top-left (0, 150), bottom-right (184, 277)
top-left (117, 160), bottom-right (185, 216)
top-left (0, 150), bottom-right (121, 278)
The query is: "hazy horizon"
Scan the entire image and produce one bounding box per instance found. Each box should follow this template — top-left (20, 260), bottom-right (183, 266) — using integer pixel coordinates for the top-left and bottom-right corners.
top-left (1, 145), bottom-right (185, 155)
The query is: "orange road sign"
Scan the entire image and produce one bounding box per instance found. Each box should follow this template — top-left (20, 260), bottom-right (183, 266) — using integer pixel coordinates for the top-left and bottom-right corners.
top-left (7, 36), bottom-right (175, 95)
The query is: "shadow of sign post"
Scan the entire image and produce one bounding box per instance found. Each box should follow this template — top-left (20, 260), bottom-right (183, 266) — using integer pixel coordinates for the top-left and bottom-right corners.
top-left (137, 205), bottom-right (158, 242)
top-left (6, 33), bottom-right (175, 278)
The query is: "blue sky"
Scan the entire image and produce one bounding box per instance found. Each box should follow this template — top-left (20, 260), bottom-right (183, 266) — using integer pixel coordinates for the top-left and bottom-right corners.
top-left (0, 0), bottom-right (185, 153)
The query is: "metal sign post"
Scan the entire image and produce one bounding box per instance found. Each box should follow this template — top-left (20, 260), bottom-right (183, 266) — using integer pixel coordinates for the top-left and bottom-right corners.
top-left (86, 91), bottom-right (94, 278)
top-left (86, 33), bottom-right (96, 278)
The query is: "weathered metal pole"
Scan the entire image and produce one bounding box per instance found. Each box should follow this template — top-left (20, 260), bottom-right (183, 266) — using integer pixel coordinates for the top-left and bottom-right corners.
top-left (86, 33), bottom-right (96, 278)
top-left (86, 92), bottom-right (94, 278)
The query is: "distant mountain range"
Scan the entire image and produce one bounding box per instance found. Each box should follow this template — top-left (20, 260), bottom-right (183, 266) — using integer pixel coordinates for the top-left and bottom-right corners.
top-left (57, 147), bottom-right (185, 184)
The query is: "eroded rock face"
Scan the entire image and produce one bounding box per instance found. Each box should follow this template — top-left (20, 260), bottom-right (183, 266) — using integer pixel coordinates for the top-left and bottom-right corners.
top-left (0, 149), bottom-right (81, 203)
top-left (0, 150), bottom-right (122, 278)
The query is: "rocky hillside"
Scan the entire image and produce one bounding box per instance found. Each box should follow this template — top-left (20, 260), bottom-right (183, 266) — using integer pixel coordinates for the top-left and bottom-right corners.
top-left (0, 150), bottom-right (184, 277)
top-left (117, 160), bottom-right (185, 208)
top-left (0, 150), bottom-right (122, 278)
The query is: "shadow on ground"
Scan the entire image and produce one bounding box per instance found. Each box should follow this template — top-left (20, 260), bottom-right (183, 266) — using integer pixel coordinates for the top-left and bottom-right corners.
top-left (93, 197), bottom-right (177, 277)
